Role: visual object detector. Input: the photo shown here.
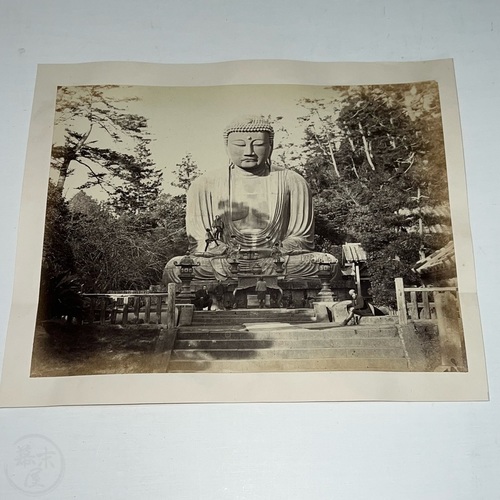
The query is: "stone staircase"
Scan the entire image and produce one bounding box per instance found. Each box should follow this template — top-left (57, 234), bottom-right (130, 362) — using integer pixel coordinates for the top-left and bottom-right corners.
top-left (190, 308), bottom-right (316, 326)
top-left (167, 309), bottom-right (409, 373)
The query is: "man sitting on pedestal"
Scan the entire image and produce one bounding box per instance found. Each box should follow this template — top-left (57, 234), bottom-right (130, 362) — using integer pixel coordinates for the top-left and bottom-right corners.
top-left (193, 285), bottom-right (213, 311)
top-left (342, 289), bottom-right (373, 326)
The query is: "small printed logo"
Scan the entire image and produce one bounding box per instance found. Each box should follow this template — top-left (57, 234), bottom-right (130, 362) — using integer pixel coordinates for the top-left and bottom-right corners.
top-left (4, 434), bottom-right (64, 496)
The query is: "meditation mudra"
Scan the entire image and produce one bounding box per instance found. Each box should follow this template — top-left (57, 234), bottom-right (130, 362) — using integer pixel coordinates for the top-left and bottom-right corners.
top-left (164, 115), bottom-right (337, 284)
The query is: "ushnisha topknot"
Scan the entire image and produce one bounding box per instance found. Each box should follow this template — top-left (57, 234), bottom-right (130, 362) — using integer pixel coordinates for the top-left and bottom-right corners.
top-left (223, 115), bottom-right (274, 145)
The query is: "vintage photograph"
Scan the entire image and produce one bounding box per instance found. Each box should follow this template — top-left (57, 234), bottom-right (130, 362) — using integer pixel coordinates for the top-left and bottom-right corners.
top-left (30, 79), bottom-right (466, 376)
top-left (0, 60), bottom-right (487, 406)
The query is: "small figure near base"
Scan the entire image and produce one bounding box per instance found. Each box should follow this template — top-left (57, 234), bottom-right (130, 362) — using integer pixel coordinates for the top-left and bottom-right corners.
top-left (193, 285), bottom-right (213, 311)
top-left (214, 280), bottom-right (225, 310)
top-left (255, 277), bottom-right (268, 309)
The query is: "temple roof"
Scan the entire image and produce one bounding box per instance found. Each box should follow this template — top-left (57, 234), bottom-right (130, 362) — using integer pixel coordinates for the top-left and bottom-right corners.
top-left (413, 240), bottom-right (455, 277)
top-left (398, 204), bottom-right (452, 234)
top-left (342, 243), bottom-right (367, 264)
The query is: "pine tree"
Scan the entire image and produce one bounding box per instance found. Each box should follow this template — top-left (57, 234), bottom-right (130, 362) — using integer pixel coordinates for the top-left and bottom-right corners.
top-left (51, 85), bottom-right (151, 195)
top-left (106, 140), bottom-right (163, 216)
top-left (171, 154), bottom-right (201, 193)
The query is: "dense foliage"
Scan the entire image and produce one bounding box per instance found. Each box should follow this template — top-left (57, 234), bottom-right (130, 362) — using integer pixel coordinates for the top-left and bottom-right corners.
top-left (39, 87), bottom-right (196, 319)
top-left (298, 83), bottom-right (451, 305)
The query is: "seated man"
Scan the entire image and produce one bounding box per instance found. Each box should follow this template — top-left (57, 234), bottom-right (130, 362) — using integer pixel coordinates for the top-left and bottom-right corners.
top-left (193, 285), bottom-right (213, 311)
top-left (342, 289), bottom-right (374, 326)
top-left (164, 115), bottom-right (338, 284)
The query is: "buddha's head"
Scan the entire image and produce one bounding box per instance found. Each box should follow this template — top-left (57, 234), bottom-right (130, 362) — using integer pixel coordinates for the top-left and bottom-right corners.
top-left (224, 115), bottom-right (274, 170)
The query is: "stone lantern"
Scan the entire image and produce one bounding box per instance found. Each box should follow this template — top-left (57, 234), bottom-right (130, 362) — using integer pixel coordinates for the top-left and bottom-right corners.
top-left (273, 255), bottom-right (285, 274)
top-left (316, 260), bottom-right (334, 302)
top-left (228, 256), bottom-right (240, 275)
top-left (173, 254), bottom-right (200, 304)
top-left (228, 235), bottom-right (240, 275)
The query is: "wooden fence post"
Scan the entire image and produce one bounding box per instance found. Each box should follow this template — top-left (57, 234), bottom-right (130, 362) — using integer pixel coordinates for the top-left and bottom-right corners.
top-left (99, 297), bottom-right (106, 325)
top-left (421, 291), bottom-right (430, 320)
top-left (166, 283), bottom-right (176, 328)
top-left (156, 296), bottom-right (162, 324)
top-left (395, 277), bottom-right (408, 325)
top-left (144, 296), bottom-right (151, 324)
top-left (110, 298), bottom-right (118, 324)
top-left (409, 290), bottom-right (419, 320)
top-left (133, 296), bottom-right (140, 323)
top-left (88, 297), bottom-right (95, 325)
top-left (121, 296), bottom-right (129, 325)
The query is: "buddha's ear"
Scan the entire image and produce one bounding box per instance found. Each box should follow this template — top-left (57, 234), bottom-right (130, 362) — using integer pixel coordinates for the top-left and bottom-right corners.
top-left (266, 132), bottom-right (274, 157)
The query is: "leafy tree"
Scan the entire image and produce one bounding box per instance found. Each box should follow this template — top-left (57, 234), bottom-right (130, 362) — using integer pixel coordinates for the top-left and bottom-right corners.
top-left (51, 85), bottom-right (150, 194)
top-left (298, 83), bottom-right (452, 306)
top-left (37, 181), bottom-right (82, 320)
top-left (42, 181), bottom-right (75, 276)
top-left (171, 154), bottom-right (201, 193)
top-left (65, 191), bottom-right (188, 292)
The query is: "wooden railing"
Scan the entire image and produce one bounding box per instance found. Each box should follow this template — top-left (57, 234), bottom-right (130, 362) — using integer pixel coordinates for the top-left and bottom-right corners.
top-left (394, 277), bottom-right (458, 325)
top-left (394, 277), bottom-right (466, 370)
top-left (82, 284), bottom-right (177, 327)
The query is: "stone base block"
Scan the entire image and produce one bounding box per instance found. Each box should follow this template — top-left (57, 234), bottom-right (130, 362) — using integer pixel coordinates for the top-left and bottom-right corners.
top-left (177, 304), bottom-right (194, 326)
top-left (247, 294), bottom-right (271, 308)
top-left (313, 301), bottom-right (336, 322)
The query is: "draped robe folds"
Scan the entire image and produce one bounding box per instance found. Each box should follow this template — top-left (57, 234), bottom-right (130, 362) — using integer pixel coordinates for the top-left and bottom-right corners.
top-left (164, 165), bottom-right (338, 283)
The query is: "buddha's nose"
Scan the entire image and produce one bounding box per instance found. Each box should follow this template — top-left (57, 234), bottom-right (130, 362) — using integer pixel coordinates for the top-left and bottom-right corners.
top-left (243, 143), bottom-right (255, 156)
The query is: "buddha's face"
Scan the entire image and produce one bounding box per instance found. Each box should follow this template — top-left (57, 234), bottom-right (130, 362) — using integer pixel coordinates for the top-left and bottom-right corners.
top-left (226, 131), bottom-right (272, 170)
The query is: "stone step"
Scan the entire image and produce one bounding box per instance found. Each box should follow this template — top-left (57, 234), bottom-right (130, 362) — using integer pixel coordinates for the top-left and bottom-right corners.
top-left (191, 315), bottom-right (315, 323)
top-left (357, 316), bottom-right (399, 325)
top-left (169, 319), bottom-right (407, 373)
top-left (174, 337), bottom-right (403, 350)
top-left (177, 326), bottom-right (399, 341)
top-left (192, 309), bottom-right (315, 320)
top-left (167, 357), bottom-right (409, 373)
top-left (190, 311), bottom-right (398, 327)
top-left (191, 318), bottom-right (314, 325)
top-left (171, 346), bottom-right (406, 361)
top-left (194, 308), bottom-right (314, 314)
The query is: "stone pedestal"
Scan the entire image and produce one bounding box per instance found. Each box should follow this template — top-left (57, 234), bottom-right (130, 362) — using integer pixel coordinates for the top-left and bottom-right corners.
top-left (177, 304), bottom-right (194, 326)
top-left (313, 301), bottom-right (336, 322)
top-left (316, 288), bottom-right (334, 302)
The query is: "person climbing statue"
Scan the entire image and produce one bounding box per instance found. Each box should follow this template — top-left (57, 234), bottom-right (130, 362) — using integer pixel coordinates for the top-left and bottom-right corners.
top-left (213, 215), bottom-right (224, 240)
top-left (204, 228), bottom-right (218, 252)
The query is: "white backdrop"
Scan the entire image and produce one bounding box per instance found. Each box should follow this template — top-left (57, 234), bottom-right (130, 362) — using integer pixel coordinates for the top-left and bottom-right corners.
top-left (1, 1), bottom-right (499, 498)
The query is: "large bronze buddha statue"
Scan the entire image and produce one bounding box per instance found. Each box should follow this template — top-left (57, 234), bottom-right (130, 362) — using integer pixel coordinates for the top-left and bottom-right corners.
top-left (163, 115), bottom-right (338, 284)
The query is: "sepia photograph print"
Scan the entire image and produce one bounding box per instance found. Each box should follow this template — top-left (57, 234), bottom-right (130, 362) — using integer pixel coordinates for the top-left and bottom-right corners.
top-left (0, 60), bottom-right (488, 405)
